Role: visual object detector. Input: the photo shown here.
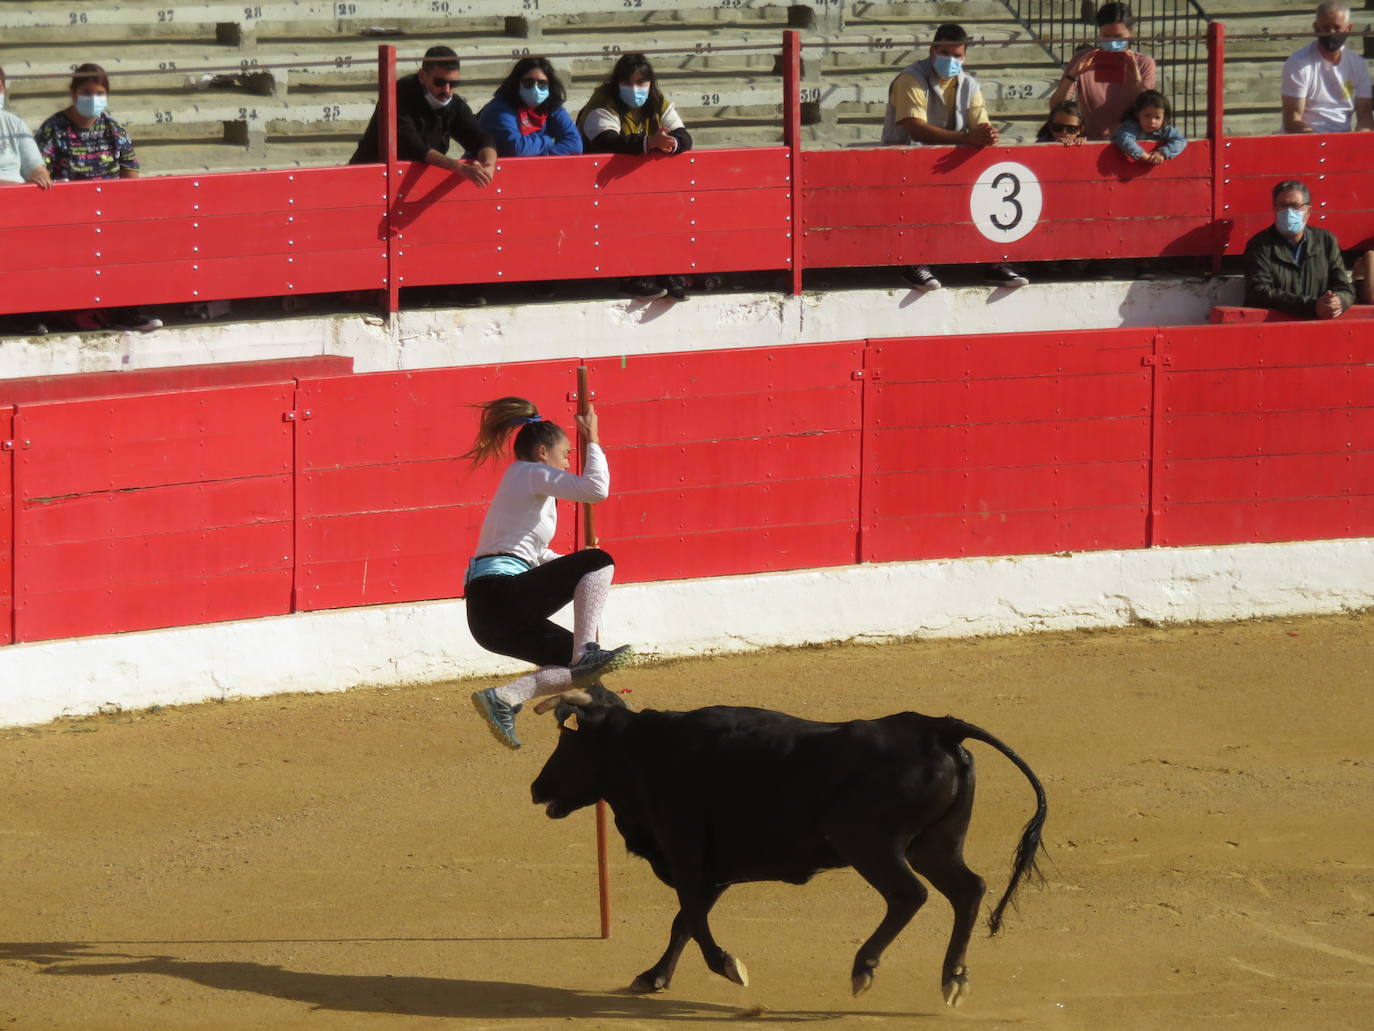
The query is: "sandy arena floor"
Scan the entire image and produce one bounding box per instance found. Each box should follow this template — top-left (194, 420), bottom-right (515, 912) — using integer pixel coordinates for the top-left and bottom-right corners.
top-left (1, 611), bottom-right (1371, 1030)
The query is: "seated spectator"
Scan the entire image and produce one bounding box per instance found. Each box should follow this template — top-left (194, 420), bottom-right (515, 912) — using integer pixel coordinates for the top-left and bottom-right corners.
top-left (1036, 100), bottom-right (1086, 145)
top-left (1112, 89), bottom-right (1187, 165)
top-left (1244, 179), bottom-right (1354, 319)
top-left (0, 67), bottom-right (52, 190)
top-left (578, 54), bottom-right (694, 301)
top-left (35, 63), bottom-right (159, 332)
top-left (880, 23), bottom-right (1028, 291)
top-left (478, 57), bottom-right (581, 157)
top-left (1281, 2), bottom-right (1373, 133)
top-left (350, 45), bottom-right (497, 189)
top-left (1048, 3), bottom-right (1156, 141)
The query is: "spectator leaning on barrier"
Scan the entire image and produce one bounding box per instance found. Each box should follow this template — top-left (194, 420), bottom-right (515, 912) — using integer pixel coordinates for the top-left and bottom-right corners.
top-left (350, 45), bottom-right (497, 189)
top-left (880, 23), bottom-right (1029, 291)
top-left (33, 64), bottom-right (160, 333)
top-left (1281, 2), bottom-right (1373, 133)
top-left (0, 67), bottom-right (52, 191)
top-left (1048, 3), bottom-right (1156, 141)
top-left (1112, 89), bottom-right (1187, 165)
top-left (478, 57), bottom-right (582, 158)
top-left (578, 53), bottom-right (695, 302)
top-left (1036, 100), bottom-right (1087, 145)
top-left (1244, 180), bottom-right (1354, 319)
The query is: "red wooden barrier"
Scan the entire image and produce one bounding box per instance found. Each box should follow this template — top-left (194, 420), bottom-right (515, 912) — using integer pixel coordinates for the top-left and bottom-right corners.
top-left (1155, 322), bottom-right (1374, 546)
top-left (580, 342), bottom-right (864, 583)
top-left (0, 406), bottom-right (12, 645)
top-left (862, 329), bottom-right (1155, 561)
top-left (293, 362), bottom-right (577, 611)
top-left (801, 142), bottom-right (1216, 269)
top-left (11, 383), bottom-right (296, 642)
top-left (391, 148), bottom-right (794, 288)
top-left (0, 166), bottom-right (389, 317)
top-left (1210, 305), bottom-right (1374, 324)
top-left (0, 356), bottom-right (353, 406)
top-left (1218, 134), bottom-right (1374, 256)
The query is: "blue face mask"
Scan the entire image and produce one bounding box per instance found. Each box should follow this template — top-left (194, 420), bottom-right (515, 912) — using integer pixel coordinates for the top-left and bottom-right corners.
top-left (1098, 38), bottom-right (1129, 52)
top-left (1276, 207), bottom-right (1307, 235)
top-left (932, 55), bottom-right (963, 80)
top-left (618, 82), bottom-right (650, 109)
top-left (519, 82), bottom-right (550, 108)
top-left (75, 93), bottom-right (108, 118)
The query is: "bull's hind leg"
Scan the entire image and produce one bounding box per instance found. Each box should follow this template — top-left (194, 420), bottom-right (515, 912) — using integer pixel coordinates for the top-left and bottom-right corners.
top-left (629, 886), bottom-right (727, 993)
top-left (907, 766), bottom-right (986, 1006)
top-left (844, 845), bottom-right (930, 997)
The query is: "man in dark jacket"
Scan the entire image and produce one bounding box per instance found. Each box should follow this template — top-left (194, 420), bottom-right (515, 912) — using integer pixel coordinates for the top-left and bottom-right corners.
top-left (1243, 179), bottom-right (1354, 318)
top-left (350, 45), bottom-right (497, 188)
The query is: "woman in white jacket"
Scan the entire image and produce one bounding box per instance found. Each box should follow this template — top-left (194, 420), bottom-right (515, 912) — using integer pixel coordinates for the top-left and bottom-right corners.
top-left (464, 396), bottom-right (632, 749)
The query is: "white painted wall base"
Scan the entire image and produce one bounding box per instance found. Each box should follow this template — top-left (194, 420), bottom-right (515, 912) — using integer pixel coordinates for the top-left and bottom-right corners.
top-left (3, 538), bottom-right (1368, 727)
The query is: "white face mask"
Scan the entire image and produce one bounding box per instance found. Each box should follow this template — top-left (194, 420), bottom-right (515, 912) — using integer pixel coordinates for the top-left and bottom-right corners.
top-left (424, 90), bottom-right (453, 110)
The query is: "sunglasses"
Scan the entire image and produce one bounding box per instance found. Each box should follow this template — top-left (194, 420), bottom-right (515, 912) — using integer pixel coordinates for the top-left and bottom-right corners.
top-left (1050, 121), bottom-right (1082, 133)
top-left (430, 77), bottom-right (460, 88)
top-left (520, 76), bottom-right (548, 90)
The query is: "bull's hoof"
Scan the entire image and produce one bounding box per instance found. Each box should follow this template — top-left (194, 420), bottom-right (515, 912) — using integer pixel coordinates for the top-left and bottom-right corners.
top-left (942, 966), bottom-right (970, 1007)
top-left (852, 958), bottom-right (877, 997)
top-left (721, 952), bottom-right (750, 987)
top-left (628, 972), bottom-right (670, 994)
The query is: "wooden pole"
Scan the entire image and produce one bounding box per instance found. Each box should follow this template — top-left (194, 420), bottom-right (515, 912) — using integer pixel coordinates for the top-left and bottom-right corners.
top-left (576, 363), bottom-right (613, 940)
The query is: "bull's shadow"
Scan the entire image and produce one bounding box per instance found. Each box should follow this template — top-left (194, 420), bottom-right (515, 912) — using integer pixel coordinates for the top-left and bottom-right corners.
top-left (1, 941), bottom-right (957, 1023)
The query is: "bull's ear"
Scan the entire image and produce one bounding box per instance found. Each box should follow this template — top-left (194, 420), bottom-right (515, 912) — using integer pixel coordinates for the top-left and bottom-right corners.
top-left (562, 713), bottom-right (581, 733)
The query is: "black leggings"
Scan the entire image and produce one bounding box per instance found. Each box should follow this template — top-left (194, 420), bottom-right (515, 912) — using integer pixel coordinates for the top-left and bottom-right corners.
top-left (465, 549), bottom-right (614, 668)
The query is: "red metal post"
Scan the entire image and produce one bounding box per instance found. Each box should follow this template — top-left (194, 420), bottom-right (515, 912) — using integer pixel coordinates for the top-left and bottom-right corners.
top-left (379, 45), bottom-right (400, 317)
top-left (575, 363), bottom-right (612, 939)
top-left (782, 30), bottom-right (803, 295)
top-left (1207, 21), bottom-right (1227, 274)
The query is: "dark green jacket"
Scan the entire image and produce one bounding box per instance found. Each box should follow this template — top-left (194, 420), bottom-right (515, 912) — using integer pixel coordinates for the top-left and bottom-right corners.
top-left (1243, 224), bottom-right (1354, 316)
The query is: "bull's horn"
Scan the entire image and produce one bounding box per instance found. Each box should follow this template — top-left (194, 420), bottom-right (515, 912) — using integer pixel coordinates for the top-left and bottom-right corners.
top-left (532, 688), bottom-right (593, 716)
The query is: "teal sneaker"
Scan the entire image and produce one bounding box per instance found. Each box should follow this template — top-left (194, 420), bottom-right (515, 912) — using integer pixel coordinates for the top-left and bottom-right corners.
top-left (570, 643), bottom-right (634, 686)
top-left (471, 688), bottom-right (522, 749)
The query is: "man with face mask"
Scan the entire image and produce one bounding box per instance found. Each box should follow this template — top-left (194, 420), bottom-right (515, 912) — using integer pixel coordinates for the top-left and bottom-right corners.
top-left (1281, 2), bottom-right (1373, 133)
top-left (1243, 180), bottom-right (1354, 319)
top-left (350, 45), bottom-right (497, 189)
top-left (881, 23), bottom-right (1028, 290)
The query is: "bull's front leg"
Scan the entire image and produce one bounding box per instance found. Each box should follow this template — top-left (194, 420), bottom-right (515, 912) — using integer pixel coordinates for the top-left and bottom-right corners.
top-left (629, 886), bottom-right (726, 993)
top-left (676, 879), bottom-right (749, 988)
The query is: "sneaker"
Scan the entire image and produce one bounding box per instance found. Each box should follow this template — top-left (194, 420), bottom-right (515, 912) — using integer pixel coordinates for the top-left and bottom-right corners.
top-left (985, 264), bottom-right (1029, 288)
top-left (664, 275), bottom-right (690, 301)
top-left (900, 265), bottom-right (942, 291)
top-left (471, 688), bottom-right (523, 749)
top-left (570, 642), bottom-right (634, 685)
top-left (111, 308), bottom-right (163, 332)
top-left (620, 277), bottom-right (667, 301)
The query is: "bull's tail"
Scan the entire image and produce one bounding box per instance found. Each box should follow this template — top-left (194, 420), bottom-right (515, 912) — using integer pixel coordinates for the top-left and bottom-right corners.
top-left (942, 717), bottom-right (1048, 936)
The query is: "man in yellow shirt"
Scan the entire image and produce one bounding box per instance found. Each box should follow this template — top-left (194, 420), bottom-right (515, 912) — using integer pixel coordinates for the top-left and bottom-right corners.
top-left (881, 24), bottom-right (1027, 290)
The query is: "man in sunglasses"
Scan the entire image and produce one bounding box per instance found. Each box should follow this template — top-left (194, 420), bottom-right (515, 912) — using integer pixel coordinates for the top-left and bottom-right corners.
top-left (1244, 179), bottom-right (1354, 319)
top-left (351, 45), bottom-right (497, 189)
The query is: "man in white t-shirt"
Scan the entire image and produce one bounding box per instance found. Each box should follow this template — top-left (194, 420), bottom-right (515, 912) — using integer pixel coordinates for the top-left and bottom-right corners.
top-left (1281, 2), bottom-right (1373, 133)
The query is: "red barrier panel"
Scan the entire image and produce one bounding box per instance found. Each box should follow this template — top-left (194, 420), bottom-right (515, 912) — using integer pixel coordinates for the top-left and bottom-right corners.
top-left (863, 329), bottom-right (1155, 561)
top-left (801, 142), bottom-right (1216, 269)
top-left (294, 361), bottom-right (578, 611)
top-left (11, 384), bottom-right (295, 642)
top-left (0, 406), bottom-right (12, 645)
top-left (1155, 322), bottom-right (1374, 546)
top-left (0, 166), bottom-right (389, 316)
top-left (0, 356), bottom-right (353, 406)
top-left (1219, 134), bottom-right (1374, 255)
top-left (581, 342), bottom-right (864, 583)
top-left (1210, 305), bottom-right (1374, 324)
top-left (391, 148), bottom-right (794, 287)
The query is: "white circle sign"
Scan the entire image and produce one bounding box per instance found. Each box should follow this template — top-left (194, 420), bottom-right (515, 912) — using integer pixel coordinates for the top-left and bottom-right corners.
top-left (969, 161), bottom-right (1042, 244)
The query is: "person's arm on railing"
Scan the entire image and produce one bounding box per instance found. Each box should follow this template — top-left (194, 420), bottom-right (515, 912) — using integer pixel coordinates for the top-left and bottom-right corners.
top-left (15, 123), bottom-right (52, 190)
top-left (442, 98), bottom-right (497, 186)
top-left (1112, 119), bottom-right (1147, 160)
top-left (545, 107), bottom-right (584, 156)
top-left (1355, 96), bottom-right (1373, 132)
top-left (1157, 124), bottom-right (1187, 160)
top-left (1322, 237), bottom-right (1356, 314)
top-left (1282, 95), bottom-right (1314, 133)
top-left (1244, 235), bottom-right (1323, 316)
top-left (480, 100), bottom-right (557, 157)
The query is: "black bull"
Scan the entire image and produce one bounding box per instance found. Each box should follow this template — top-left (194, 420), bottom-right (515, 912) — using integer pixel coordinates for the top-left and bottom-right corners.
top-left (529, 690), bottom-right (1047, 1006)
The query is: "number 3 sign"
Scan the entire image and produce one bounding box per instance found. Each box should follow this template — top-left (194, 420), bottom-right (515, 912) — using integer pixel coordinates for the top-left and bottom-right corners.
top-left (969, 161), bottom-right (1042, 243)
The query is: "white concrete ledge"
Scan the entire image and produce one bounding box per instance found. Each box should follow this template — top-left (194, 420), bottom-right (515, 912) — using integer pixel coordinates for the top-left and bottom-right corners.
top-left (2, 537), bottom-right (1369, 727)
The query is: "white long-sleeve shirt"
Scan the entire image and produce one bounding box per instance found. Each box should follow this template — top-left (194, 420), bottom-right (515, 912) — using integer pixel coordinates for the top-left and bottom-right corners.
top-left (471, 442), bottom-right (609, 566)
top-left (0, 110), bottom-right (44, 184)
